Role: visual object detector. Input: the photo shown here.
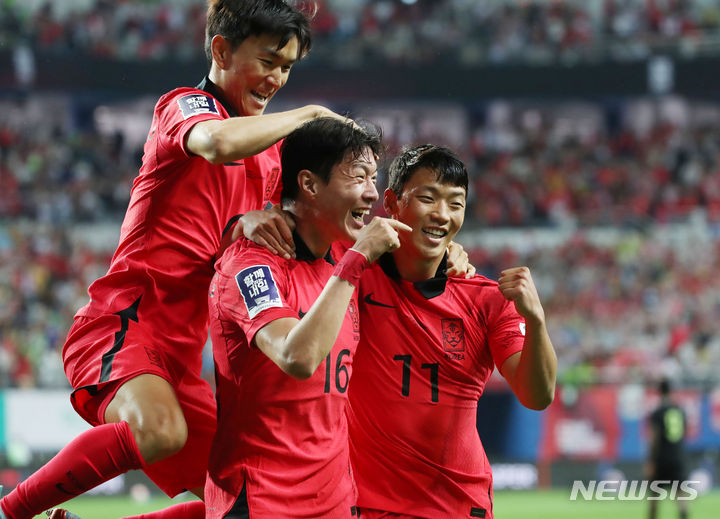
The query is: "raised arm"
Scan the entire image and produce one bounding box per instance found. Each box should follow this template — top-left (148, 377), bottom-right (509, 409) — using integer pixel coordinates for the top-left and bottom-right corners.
top-left (186, 105), bottom-right (349, 164)
top-left (253, 217), bottom-right (412, 379)
top-left (497, 266), bottom-right (557, 410)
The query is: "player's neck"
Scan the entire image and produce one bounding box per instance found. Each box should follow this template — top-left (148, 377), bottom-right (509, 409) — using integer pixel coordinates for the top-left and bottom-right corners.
top-left (288, 201), bottom-right (336, 259)
top-left (294, 218), bottom-right (332, 259)
top-left (391, 247), bottom-right (442, 282)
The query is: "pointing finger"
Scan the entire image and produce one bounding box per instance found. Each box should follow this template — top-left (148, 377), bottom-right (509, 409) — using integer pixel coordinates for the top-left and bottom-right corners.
top-left (386, 219), bottom-right (413, 233)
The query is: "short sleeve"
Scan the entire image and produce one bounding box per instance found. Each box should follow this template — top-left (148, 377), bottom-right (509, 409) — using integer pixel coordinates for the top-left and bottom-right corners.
top-left (486, 295), bottom-right (526, 370)
top-left (155, 89), bottom-right (226, 160)
top-left (217, 243), bottom-right (298, 346)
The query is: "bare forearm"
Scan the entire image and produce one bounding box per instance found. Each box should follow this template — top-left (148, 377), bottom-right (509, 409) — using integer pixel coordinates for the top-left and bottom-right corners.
top-left (188, 105), bottom-right (323, 164)
top-left (281, 277), bottom-right (356, 378)
top-left (512, 318), bottom-right (557, 410)
top-left (255, 276), bottom-right (355, 379)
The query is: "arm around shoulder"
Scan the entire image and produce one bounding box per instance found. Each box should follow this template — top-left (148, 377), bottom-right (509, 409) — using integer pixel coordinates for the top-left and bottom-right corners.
top-left (186, 105), bottom-right (344, 164)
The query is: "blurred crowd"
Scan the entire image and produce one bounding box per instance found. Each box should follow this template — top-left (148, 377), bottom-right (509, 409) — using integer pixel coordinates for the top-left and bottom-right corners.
top-left (2, 93), bottom-right (720, 389)
top-left (468, 115), bottom-right (720, 228)
top-left (470, 229), bottom-right (720, 388)
top-left (1, 0), bottom-right (720, 66)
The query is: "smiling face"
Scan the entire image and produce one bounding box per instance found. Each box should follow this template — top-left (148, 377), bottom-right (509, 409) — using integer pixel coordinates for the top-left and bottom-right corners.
top-left (212, 33), bottom-right (299, 116)
top-left (385, 167), bottom-right (466, 262)
top-left (312, 146), bottom-right (379, 243)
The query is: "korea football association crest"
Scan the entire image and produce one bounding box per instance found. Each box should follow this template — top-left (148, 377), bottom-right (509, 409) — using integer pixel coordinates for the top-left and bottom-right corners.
top-left (235, 265), bottom-right (283, 319)
top-left (441, 318), bottom-right (466, 353)
top-left (177, 94), bottom-right (219, 119)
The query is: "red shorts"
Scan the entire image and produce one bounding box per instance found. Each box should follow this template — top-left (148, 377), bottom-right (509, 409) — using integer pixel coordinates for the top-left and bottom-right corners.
top-left (356, 510), bottom-right (405, 518)
top-left (62, 314), bottom-right (216, 497)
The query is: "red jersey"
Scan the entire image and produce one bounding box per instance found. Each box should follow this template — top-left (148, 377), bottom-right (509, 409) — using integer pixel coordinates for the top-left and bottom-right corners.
top-left (70, 78), bottom-right (282, 376)
top-left (347, 254), bottom-right (525, 519)
top-left (206, 236), bottom-right (360, 519)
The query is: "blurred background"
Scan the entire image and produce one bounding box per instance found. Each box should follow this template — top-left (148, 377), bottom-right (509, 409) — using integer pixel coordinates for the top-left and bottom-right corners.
top-left (1, 0), bottom-right (720, 516)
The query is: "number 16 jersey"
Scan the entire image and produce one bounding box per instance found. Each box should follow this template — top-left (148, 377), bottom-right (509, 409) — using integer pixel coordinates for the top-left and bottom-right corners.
top-left (347, 253), bottom-right (525, 519)
top-left (206, 236), bottom-right (360, 519)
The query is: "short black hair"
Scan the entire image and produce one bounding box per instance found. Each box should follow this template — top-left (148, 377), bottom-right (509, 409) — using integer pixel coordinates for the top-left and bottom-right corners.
top-left (659, 378), bottom-right (672, 396)
top-left (387, 144), bottom-right (468, 197)
top-left (205, 0), bottom-right (313, 64)
top-left (280, 117), bottom-right (382, 204)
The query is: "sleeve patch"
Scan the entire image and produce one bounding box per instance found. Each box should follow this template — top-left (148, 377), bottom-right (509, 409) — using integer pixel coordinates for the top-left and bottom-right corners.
top-left (519, 322), bottom-right (526, 336)
top-left (177, 94), bottom-right (219, 119)
top-left (235, 265), bottom-right (283, 319)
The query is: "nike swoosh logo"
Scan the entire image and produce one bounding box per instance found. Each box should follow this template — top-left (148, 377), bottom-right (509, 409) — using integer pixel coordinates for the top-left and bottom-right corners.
top-left (363, 293), bottom-right (396, 308)
top-left (56, 483), bottom-right (78, 496)
top-left (223, 161), bottom-right (244, 166)
top-left (298, 309), bottom-right (306, 318)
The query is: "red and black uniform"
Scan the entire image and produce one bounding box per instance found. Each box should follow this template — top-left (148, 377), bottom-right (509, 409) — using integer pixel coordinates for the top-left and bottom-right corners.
top-left (206, 235), bottom-right (360, 519)
top-left (62, 77), bottom-right (282, 496)
top-left (347, 254), bottom-right (526, 519)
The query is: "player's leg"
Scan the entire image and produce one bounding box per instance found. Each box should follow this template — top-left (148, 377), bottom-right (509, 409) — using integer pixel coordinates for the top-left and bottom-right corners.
top-left (104, 374), bottom-right (189, 465)
top-left (648, 498), bottom-right (658, 519)
top-left (0, 416), bottom-right (145, 519)
top-left (115, 370), bottom-right (215, 519)
top-left (0, 375), bottom-right (192, 519)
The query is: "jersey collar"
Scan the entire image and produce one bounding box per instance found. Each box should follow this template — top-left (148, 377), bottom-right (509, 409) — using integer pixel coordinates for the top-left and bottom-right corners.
top-left (197, 76), bottom-right (239, 118)
top-left (378, 253), bottom-right (448, 299)
top-left (293, 230), bottom-right (336, 265)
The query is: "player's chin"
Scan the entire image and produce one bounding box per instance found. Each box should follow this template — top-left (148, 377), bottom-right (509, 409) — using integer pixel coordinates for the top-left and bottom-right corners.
top-left (416, 237), bottom-right (447, 259)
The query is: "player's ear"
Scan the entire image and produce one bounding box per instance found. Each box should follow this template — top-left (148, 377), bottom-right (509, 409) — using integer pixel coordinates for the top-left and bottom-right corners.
top-left (210, 35), bottom-right (232, 70)
top-left (298, 169), bottom-right (318, 197)
top-left (383, 188), bottom-right (398, 216)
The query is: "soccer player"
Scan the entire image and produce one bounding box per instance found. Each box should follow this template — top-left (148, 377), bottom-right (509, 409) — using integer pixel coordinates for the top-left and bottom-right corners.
top-left (347, 144), bottom-right (558, 519)
top-left (0, 2), bottom-right (352, 519)
top-left (647, 378), bottom-right (689, 519)
top-left (205, 117), bottom-right (409, 518)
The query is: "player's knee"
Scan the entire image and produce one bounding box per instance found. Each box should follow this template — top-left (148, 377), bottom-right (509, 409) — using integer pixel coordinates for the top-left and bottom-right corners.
top-left (128, 407), bottom-right (188, 464)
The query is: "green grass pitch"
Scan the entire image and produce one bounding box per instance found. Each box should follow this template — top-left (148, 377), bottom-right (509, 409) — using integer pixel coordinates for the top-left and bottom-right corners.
top-left (32, 489), bottom-right (720, 518)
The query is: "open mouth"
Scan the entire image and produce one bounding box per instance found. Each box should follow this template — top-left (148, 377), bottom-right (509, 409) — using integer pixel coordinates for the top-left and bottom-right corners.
top-left (250, 90), bottom-right (270, 104)
top-left (351, 209), bottom-right (370, 223)
top-left (422, 227), bottom-right (448, 239)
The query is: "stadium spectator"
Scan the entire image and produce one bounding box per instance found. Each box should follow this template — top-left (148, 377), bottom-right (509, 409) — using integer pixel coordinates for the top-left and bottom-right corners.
top-left (0, 1), bottom-right (352, 518)
top-left (2, 0), bottom-right (719, 66)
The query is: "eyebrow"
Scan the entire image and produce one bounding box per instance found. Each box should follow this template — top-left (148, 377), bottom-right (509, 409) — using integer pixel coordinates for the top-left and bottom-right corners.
top-left (261, 47), bottom-right (298, 65)
top-left (419, 185), bottom-right (466, 198)
top-left (353, 161), bottom-right (378, 173)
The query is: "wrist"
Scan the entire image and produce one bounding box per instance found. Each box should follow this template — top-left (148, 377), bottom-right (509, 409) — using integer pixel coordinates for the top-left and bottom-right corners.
top-left (333, 248), bottom-right (369, 288)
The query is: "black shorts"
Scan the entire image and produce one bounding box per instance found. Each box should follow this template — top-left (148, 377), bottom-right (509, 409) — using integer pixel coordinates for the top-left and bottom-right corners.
top-left (651, 460), bottom-right (685, 483)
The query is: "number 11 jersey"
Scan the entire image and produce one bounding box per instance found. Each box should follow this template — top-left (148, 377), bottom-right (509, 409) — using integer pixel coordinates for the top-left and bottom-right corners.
top-left (348, 253), bottom-right (526, 519)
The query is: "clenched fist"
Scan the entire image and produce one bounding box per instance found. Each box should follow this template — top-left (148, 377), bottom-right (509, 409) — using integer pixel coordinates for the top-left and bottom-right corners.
top-left (498, 266), bottom-right (545, 325)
